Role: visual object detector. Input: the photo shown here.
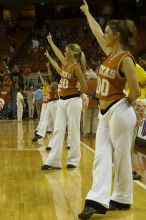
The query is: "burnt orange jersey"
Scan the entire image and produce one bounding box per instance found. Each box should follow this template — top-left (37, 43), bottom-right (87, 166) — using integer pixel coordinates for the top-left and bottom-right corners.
top-left (59, 64), bottom-right (80, 97)
top-left (96, 51), bottom-right (135, 101)
top-left (48, 82), bottom-right (58, 101)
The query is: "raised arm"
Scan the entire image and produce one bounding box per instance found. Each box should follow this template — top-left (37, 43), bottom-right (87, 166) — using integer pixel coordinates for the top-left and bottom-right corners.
top-left (46, 62), bottom-right (55, 82)
top-left (46, 62), bottom-right (52, 75)
top-left (44, 50), bottom-right (62, 75)
top-left (74, 66), bottom-right (87, 94)
top-left (37, 71), bottom-right (45, 84)
top-left (52, 82), bottom-right (59, 99)
top-left (80, 0), bottom-right (109, 55)
top-left (47, 33), bottom-right (66, 65)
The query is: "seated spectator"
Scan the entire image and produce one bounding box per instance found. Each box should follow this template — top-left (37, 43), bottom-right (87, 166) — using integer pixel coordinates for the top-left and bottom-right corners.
top-left (32, 37), bottom-right (39, 50)
top-left (11, 65), bottom-right (20, 76)
top-left (9, 43), bottom-right (16, 53)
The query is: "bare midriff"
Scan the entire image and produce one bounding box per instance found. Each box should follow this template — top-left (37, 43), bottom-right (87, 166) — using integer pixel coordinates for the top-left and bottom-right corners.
top-left (99, 99), bottom-right (120, 109)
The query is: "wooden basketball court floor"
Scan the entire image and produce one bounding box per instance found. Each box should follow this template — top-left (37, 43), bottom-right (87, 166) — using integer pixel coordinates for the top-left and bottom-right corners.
top-left (0, 120), bottom-right (146, 220)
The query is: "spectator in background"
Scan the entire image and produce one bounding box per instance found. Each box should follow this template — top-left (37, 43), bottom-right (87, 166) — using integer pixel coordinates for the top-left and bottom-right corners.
top-left (131, 63), bottom-right (146, 180)
top-left (23, 64), bottom-right (31, 87)
top-left (135, 63), bottom-right (146, 99)
top-left (16, 87), bottom-right (24, 122)
top-left (32, 37), bottom-right (39, 50)
top-left (95, 60), bottom-right (101, 73)
top-left (82, 69), bottom-right (99, 137)
top-left (12, 82), bottom-right (19, 119)
top-left (137, 57), bottom-right (146, 70)
top-left (98, 16), bottom-right (106, 28)
top-left (1, 74), bottom-right (12, 119)
top-left (11, 65), bottom-right (20, 76)
top-left (9, 43), bottom-right (16, 53)
top-left (33, 84), bottom-right (43, 120)
top-left (26, 85), bottom-right (34, 119)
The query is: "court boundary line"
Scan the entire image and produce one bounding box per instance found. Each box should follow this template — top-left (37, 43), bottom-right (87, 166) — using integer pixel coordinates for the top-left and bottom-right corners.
top-left (80, 141), bottom-right (146, 190)
top-left (134, 180), bottom-right (146, 190)
top-left (0, 149), bottom-right (39, 151)
top-left (1, 142), bottom-right (146, 189)
top-left (80, 141), bottom-right (95, 153)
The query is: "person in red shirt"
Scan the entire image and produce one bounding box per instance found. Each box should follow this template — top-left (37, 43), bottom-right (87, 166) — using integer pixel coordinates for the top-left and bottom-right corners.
top-left (82, 78), bottom-right (99, 137)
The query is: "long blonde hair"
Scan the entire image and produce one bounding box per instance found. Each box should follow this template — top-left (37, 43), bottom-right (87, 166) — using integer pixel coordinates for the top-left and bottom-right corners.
top-left (67, 44), bottom-right (86, 74)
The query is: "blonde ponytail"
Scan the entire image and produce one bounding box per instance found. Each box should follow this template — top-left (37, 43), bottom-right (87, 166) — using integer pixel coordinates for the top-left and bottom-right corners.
top-left (80, 51), bottom-right (86, 75)
top-left (67, 43), bottom-right (86, 74)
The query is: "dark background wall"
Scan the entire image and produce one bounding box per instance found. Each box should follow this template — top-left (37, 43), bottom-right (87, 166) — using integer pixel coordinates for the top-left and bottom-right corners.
top-left (0, 0), bottom-right (146, 56)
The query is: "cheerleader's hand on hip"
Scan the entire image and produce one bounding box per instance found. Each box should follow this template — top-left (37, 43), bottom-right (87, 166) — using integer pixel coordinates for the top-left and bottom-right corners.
top-left (81, 93), bottom-right (89, 109)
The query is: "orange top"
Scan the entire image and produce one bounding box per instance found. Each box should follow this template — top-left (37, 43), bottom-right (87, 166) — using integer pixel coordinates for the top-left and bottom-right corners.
top-left (59, 64), bottom-right (80, 97)
top-left (96, 51), bottom-right (135, 101)
top-left (48, 82), bottom-right (58, 101)
top-left (86, 80), bottom-right (98, 108)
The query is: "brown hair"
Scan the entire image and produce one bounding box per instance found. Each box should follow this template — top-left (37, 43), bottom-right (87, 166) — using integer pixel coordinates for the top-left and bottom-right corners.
top-left (107, 19), bottom-right (137, 52)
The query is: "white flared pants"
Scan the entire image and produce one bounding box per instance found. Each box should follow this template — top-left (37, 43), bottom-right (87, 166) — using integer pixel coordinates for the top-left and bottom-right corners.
top-left (37, 100), bottom-right (58, 137)
top-left (45, 97), bottom-right (82, 167)
top-left (86, 98), bottom-right (136, 208)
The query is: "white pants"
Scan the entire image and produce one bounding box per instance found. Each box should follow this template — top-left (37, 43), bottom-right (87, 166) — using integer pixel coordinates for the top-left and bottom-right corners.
top-left (37, 100), bottom-right (58, 137)
top-left (86, 99), bottom-right (136, 208)
top-left (28, 101), bottom-right (34, 118)
top-left (47, 116), bottom-right (53, 132)
top-left (48, 124), bottom-right (71, 148)
top-left (17, 106), bottom-right (23, 122)
top-left (36, 103), bottom-right (48, 130)
top-left (45, 97), bottom-right (82, 167)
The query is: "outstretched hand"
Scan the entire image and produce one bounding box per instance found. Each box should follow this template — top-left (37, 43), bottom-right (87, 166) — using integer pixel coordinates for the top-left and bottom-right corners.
top-left (37, 70), bottom-right (41, 75)
top-left (44, 50), bottom-right (49, 58)
top-left (80, 0), bottom-right (89, 15)
top-left (46, 62), bottom-right (50, 68)
top-left (47, 33), bottom-right (52, 43)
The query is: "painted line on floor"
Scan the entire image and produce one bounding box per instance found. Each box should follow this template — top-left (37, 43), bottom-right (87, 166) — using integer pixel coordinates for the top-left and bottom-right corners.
top-left (0, 148), bottom-right (39, 151)
top-left (37, 146), bottom-right (49, 163)
top-left (134, 180), bottom-right (146, 190)
top-left (80, 141), bottom-right (95, 153)
top-left (80, 141), bottom-right (146, 190)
